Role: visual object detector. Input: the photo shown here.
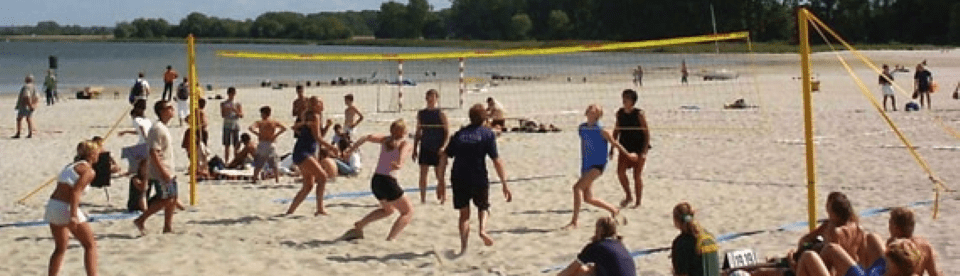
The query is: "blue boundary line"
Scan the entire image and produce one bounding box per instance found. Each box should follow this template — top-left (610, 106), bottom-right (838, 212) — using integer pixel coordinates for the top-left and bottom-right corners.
top-left (540, 199), bottom-right (935, 273)
top-left (273, 174), bottom-right (566, 204)
top-left (0, 212), bottom-right (141, 229)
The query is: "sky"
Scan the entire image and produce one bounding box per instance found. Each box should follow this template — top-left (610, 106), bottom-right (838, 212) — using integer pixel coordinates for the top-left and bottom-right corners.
top-left (0, 0), bottom-right (452, 27)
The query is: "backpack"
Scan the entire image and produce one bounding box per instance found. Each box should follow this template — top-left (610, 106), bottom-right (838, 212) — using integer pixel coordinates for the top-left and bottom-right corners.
top-left (129, 80), bottom-right (144, 104)
top-left (176, 84), bottom-right (189, 101)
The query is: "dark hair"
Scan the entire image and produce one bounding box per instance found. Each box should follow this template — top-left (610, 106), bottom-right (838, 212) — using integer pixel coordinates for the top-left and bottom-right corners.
top-left (337, 137), bottom-right (351, 152)
top-left (827, 192), bottom-right (858, 224)
top-left (889, 207), bottom-right (915, 238)
top-left (227, 87), bottom-right (236, 95)
top-left (138, 72), bottom-right (145, 78)
top-left (296, 85), bottom-right (304, 91)
top-left (154, 100), bottom-right (169, 117)
top-left (426, 89), bottom-right (438, 97)
top-left (133, 99), bottom-right (147, 111)
top-left (167, 65), bottom-right (172, 70)
top-left (468, 104), bottom-right (486, 125)
top-left (240, 133), bottom-right (251, 143)
top-left (260, 106), bottom-right (271, 116)
top-left (130, 106), bottom-right (145, 118)
top-left (344, 94), bottom-right (354, 101)
top-left (198, 98), bottom-right (207, 108)
top-left (91, 136), bottom-right (104, 143)
top-left (486, 97), bottom-right (494, 103)
top-left (622, 89), bottom-right (638, 104)
top-left (334, 123), bottom-right (342, 130)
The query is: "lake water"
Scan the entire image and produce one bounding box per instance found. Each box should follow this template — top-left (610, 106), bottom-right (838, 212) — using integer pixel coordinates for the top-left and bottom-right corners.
top-left (0, 41), bottom-right (723, 95)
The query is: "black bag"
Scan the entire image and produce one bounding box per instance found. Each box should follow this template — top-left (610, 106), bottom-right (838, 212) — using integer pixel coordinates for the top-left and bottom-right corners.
top-left (129, 80), bottom-right (144, 104)
top-left (176, 85), bottom-right (189, 100)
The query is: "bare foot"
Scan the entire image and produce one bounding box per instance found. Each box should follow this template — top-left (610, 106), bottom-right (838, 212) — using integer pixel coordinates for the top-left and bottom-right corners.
top-left (479, 232), bottom-right (494, 246)
top-left (162, 228), bottom-right (174, 234)
top-left (341, 228), bottom-right (363, 241)
top-left (630, 201), bottom-right (642, 209)
top-left (561, 223), bottom-right (577, 230)
top-left (133, 219), bottom-right (147, 236)
top-left (619, 198), bottom-right (632, 208)
top-left (314, 209), bottom-right (328, 216)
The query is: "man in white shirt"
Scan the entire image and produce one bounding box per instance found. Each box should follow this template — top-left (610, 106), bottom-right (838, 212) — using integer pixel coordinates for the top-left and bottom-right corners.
top-left (134, 100), bottom-right (178, 235)
top-left (13, 75), bottom-right (39, 138)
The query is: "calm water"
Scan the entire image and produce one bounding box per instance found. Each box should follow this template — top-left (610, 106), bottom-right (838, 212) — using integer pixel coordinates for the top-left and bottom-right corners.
top-left (0, 41), bottom-right (719, 94)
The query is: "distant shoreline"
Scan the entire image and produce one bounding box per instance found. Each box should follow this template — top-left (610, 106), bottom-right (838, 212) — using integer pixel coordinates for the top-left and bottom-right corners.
top-left (2, 35), bottom-right (953, 53)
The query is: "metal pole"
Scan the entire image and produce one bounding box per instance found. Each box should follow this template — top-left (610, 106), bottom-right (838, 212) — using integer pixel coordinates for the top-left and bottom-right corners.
top-left (798, 8), bottom-right (817, 232)
top-left (459, 57), bottom-right (465, 109)
top-left (711, 4), bottom-right (720, 54)
top-left (186, 34), bottom-right (199, 206)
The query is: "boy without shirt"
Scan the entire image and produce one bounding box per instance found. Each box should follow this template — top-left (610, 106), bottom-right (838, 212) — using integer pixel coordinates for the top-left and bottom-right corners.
top-left (343, 94), bottom-right (364, 135)
top-left (249, 106), bottom-right (287, 183)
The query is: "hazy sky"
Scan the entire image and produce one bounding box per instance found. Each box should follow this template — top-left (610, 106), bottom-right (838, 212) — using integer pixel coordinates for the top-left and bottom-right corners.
top-left (0, 0), bottom-right (453, 27)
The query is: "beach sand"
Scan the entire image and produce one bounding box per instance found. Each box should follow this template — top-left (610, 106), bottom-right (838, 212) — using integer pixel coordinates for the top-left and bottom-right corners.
top-left (0, 50), bottom-right (958, 275)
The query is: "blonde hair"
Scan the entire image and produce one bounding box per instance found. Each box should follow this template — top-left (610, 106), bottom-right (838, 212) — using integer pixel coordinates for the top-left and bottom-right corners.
top-left (75, 140), bottom-right (100, 161)
top-left (886, 239), bottom-right (922, 276)
top-left (591, 217), bottom-right (622, 243)
top-left (673, 202), bottom-right (700, 236)
top-left (586, 104), bottom-right (604, 118)
top-left (386, 119), bottom-right (406, 150)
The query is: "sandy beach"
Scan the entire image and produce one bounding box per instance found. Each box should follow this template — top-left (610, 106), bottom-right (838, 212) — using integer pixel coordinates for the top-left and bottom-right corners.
top-left (1, 50), bottom-right (958, 275)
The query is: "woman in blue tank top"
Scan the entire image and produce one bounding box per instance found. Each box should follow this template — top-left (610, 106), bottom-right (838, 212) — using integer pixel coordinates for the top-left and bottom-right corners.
top-left (563, 104), bottom-right (636, 230)
top-left (285, 96), bottom-right (339, 216)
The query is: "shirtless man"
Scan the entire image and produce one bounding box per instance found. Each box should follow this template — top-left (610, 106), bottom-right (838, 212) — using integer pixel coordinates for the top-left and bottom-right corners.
top-left (886, 207), bottom-right (942, 276)
top-left (344, 94), bottom-right (364, 136)
top-left (249, 106), bottom-right (287, 183)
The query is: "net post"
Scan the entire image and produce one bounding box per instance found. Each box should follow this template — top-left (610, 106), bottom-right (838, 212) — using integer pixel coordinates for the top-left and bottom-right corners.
top-left (798, 8), bottom-right (817, 232)
top-left (459, 57), bottom-right (465, 109)
top-left (186, 34), bottom-right (198, 206)
top-left (397, 60), bottom-right (404, 111)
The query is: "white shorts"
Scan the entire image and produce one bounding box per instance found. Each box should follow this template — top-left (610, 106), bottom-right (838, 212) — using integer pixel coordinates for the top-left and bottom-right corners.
top-left (176, 100), bottom-right (189, 119)
top-left (881, 85), bottom-right (894, 96)
top-left (44, 199), bottom-right (86, 226)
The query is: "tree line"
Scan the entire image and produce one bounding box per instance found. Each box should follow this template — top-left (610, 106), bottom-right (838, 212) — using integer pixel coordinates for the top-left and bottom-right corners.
top-left (8, 0), bottom-right (959, 44)
top-left (0, 21), bottom-right (111, 36)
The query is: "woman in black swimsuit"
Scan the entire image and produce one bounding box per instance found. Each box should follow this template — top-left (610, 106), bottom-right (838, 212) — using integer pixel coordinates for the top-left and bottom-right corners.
top-left (610, 89), bottom-right (650, 208)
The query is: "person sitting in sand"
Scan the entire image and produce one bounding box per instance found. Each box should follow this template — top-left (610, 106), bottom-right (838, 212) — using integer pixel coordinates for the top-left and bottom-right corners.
top-left (285, 96), bottom-right (339, 216)
top-left (442, 103), bottom-right (512, 255)
top-left (341, 119), bottom-right (415, 241)
top-left (45, 140), bottom-right (100, 276)
top-left (671, 202), bottom-right (721, 276)
top-left (333, 136), bottom-right (362, 176)
top-left (127, 159), bottom-right (148, 212)
top-left (225, 133), bottom-right (256, 169)
top-left (885, 207), bottom-right (942, 276)
top-left (249, 106), bottom-right (287, 183)
top-left (751, 192), bottom-right (867, 276)
top-left (486, 97), bottom-right (506, 132)
top-left (792, 235), bottom-right (923, 276)
top-left (558, 217), bottom-right (636, 276)
top-left (563, 104), bottom-right (636, 230)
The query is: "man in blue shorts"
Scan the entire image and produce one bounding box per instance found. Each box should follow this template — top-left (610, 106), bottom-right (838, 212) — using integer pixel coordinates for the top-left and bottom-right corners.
top-left (443, 103), bottom-right (512, 255)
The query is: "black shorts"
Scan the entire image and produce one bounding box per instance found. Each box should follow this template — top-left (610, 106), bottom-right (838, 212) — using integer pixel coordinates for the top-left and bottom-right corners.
top-left (417, 147), bottom-right (440, 166)
top-left (452, 181), bottom-right (490, 211)
top-left (371, 174), bottom-right (404, 201)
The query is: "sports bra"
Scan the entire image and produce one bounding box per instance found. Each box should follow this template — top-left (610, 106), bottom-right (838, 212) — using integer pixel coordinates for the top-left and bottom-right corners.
top-left (58, 161), bottom-right (88, 189)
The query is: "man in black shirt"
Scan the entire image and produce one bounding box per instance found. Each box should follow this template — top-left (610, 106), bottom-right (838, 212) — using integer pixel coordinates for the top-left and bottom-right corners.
top-left (913, 64), bottom-right (933, 109)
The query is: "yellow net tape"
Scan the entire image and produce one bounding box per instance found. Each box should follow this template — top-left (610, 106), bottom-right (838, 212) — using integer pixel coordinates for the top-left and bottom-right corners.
top-left (807, 14), bottom-right (947, 219)
top-left (216, 32), bottom-right (749, 61)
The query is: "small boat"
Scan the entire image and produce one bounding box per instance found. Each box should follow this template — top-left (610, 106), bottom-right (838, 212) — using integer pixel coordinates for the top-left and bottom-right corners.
top-left (701, 69), bottom-right (739, 81)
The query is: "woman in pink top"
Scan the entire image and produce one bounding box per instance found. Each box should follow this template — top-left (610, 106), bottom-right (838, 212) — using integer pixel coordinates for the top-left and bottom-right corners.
top-left (342, 119), bottom-right (414, 241)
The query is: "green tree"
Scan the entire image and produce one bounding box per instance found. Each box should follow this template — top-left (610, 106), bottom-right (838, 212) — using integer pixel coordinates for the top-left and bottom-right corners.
top-left (376, 1), bottom-right (408, 38)
top-left (949, 3), bottom-right (960, 44)
top-left (508, 13), bottom-right (533, 40)
top-left (422, 11), bottom-right (447, 39)
top-left (114, 22), bottom-right (136, 38)
top-left (546, 10), bottom-right (572, 39)
top-left (406, 0), bottom-right (430, 38)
